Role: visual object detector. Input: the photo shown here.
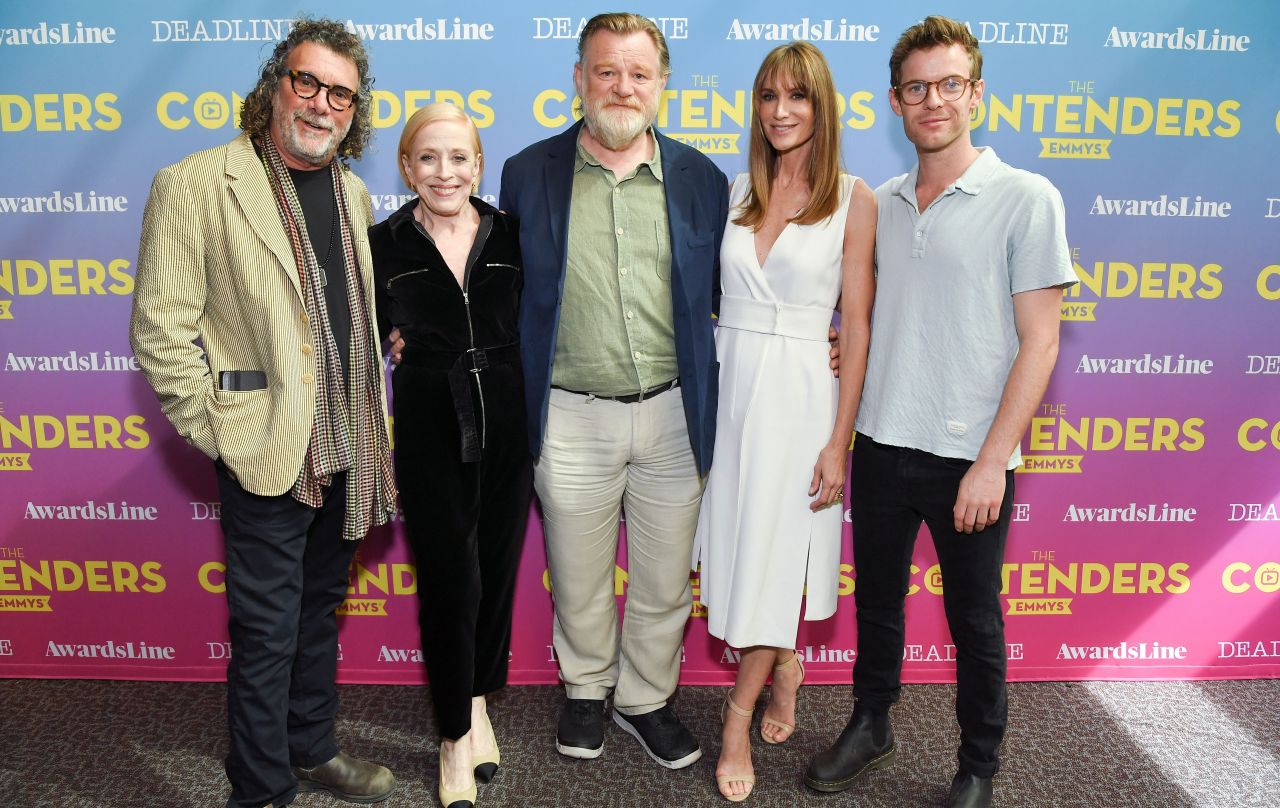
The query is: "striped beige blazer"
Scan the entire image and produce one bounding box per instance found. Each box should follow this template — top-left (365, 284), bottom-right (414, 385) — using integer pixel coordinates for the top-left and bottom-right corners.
top-left (129, 133), bottom-right (389, 496)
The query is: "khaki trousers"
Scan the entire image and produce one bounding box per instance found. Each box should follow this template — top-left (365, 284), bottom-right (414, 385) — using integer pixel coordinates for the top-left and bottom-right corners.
top-left (535, 386), bottom-right (704, 712)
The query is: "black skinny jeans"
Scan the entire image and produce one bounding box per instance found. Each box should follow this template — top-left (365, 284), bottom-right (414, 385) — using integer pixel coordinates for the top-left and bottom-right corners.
top-left (850, 435), bottom-right (1014, 778)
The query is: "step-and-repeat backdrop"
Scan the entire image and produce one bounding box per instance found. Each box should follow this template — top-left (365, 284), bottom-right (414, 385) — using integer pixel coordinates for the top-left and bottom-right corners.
top-left (2, 1), bottom-right (1278, 684)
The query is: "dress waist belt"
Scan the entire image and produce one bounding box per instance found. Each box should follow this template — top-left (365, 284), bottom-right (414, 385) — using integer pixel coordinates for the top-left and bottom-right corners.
top-left (716, 295), bottom-right (833, 342)
top-left (399, 343), bottom-right (520, 463)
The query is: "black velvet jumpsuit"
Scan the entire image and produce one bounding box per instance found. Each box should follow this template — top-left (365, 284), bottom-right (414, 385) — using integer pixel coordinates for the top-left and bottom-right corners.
top-left (369, 197), bottom-right (533, 740)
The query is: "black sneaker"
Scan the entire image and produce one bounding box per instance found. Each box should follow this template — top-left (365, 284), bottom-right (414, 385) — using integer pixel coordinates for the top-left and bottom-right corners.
top-left (556, 698), bottom-right (605, 759)
top-left (612, 705), bottom-right (702, 769)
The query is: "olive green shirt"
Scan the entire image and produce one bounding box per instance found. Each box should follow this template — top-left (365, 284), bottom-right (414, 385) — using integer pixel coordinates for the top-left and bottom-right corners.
top-left (551, 129), bottom-right (677, 396)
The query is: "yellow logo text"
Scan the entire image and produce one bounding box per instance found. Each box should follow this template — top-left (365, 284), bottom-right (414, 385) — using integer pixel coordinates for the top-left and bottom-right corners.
top-left (1238, 419), bottom-right (1280, 452)
top-left (0, 93), bottom-right (121, 132)
top-left (0, 559), bottom-right (166, 594)
top-left (1028, 416), bottom-right (1205, 453)
top-left (0, 414), bottom-right (150, 451)
top-left (1222, 562), bottom-right (1280, 593)
top-left (0, 258), bottom-right (133, 297)
top-left (1066, 260), bottom-right (1222, 300)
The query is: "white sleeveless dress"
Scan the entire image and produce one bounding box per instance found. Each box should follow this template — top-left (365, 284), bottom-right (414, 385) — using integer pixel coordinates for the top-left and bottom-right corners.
top-left (693, 172), bottom-right (855, 649)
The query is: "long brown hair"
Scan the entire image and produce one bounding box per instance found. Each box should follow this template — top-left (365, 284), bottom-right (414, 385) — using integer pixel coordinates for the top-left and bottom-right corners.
top-left (734, 42), bottom-right (842, 231)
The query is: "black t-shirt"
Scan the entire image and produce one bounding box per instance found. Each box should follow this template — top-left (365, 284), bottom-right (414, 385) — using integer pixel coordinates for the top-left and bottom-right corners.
top-left (288, 166), bottom-right (351, 383)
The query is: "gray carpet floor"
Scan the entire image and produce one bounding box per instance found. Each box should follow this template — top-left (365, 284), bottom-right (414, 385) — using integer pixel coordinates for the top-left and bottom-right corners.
top-left (2, 679), bottom-right (1277, 807)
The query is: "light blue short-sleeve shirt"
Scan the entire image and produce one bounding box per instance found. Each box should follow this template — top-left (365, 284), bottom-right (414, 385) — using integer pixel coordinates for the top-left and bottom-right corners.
top-left (856, 147), bottom-right (1077, 469)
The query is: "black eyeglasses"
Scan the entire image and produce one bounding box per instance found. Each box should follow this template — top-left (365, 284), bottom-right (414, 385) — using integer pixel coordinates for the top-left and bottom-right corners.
top-left (286, 69), bottom-right (357, 111)
top-left (893, 75), bottom-right (975, 106)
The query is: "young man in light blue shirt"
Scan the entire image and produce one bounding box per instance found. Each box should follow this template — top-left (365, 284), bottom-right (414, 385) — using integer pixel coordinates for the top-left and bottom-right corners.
top-left (806, 16), bottom-right (1077, 808)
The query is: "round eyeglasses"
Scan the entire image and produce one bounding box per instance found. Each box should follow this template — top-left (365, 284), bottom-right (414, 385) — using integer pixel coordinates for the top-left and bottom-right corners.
top-left (893, 75), bottom-right (975, 106)
top-left (286, 69), bottom-right (357, 111)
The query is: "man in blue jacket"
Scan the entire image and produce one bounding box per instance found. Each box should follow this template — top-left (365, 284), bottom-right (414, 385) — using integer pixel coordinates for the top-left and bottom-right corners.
top-left (500, 11), bottom-right (727, 769)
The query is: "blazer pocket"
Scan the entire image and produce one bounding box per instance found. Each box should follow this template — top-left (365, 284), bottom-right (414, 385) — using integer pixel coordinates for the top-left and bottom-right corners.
top-left (682, 234), bottom-right (715, 283)
top-left (207, 388), bottom-right (271, 459)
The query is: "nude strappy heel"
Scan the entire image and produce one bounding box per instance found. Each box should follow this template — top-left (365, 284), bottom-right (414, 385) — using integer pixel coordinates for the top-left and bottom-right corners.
top-left (718, 690), bottom-right (757, 802)
top-left (760, 651), bottom-right (805, 744)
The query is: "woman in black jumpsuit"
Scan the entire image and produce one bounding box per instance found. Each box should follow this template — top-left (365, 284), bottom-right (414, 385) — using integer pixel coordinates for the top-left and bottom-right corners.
top-left (369, 103), bottom-right (532, 808)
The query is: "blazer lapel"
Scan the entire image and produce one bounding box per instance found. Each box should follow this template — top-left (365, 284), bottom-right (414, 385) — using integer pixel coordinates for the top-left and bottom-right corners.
top-left (225, 134), bottom-right (303, 300)
top-left (340, 168), bottom-right (371, 275)
top-left (343, 172), bottom-right (378, 312)
top-left (659, 134), bottom-right (697, 301)
top-left (542, 122), bottom-right (581, 260)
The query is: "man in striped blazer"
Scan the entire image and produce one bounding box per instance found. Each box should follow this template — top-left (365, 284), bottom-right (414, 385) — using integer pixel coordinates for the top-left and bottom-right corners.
top-left (130, 19), bottom-right (397, 808)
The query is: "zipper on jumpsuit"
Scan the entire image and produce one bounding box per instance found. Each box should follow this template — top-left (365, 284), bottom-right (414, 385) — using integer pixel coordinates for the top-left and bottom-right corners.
top-left (460, 216), bottom-right (494, 454)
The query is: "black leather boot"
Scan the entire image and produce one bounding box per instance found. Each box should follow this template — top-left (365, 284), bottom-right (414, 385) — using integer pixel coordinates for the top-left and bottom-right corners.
top-left (945, 770), bottom-right (993, 808)
top-left (804, 703), bottom-right (895, 792)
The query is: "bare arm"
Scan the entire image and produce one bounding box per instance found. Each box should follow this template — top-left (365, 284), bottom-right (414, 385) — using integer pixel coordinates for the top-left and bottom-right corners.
top-left (811, 179), bottom-right (876, 510)
top-left (953, 286), bottom-right (1065, 532)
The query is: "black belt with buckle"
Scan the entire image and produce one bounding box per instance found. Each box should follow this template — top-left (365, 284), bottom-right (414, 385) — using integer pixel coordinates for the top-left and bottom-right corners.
top-left (553, 377), bottom-right (680, 404)
top-left (400, 342), bottom-right (520, 463)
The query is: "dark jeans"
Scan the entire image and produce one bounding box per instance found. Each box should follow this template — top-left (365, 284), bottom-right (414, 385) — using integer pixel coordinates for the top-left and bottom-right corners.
top-left (850, 435), bottom-right (1014, 778)
top-left (216, 462), bottom-right (357, 808)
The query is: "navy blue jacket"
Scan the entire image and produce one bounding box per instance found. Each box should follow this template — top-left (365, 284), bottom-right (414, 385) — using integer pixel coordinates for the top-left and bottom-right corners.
top-left (500, 120), bottom-right (728, 475)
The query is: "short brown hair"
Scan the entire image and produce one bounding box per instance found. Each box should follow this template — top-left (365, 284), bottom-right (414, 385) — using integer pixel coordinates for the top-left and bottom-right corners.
top-left (735, 42), bottom-right (844, 230)
top-left (397, 103), bottom-right (484, 191)
top-left (889, 15), bottom-right (982, 89)
top-left (577, 12), bottom-right (670, 76)
top-left (238, 17), bottom-right (374, 162)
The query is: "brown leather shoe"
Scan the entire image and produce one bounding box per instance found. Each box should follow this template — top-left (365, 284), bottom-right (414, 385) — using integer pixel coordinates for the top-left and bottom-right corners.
top-left (293, 752), bottom-right (396, 804)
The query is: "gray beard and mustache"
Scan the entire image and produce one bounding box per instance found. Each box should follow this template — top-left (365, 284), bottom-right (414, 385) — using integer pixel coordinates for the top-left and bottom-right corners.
top-left (272, 106), bottom-right (351, 166)
top-left (580, 91), bottom-right (658, 150)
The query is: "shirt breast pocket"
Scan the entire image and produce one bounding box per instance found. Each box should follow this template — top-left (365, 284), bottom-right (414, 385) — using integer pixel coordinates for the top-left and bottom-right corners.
top-left (656, 222), bottom-right (672, 280)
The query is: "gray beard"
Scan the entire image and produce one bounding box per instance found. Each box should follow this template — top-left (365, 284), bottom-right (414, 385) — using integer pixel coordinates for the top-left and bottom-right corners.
top-left (583, 107), bottom-right (654, 150)
top-left (274, 108), bottom-right (348, 167)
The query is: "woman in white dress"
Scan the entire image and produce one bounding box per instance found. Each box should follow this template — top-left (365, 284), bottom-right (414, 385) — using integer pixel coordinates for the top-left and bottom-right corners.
top-left (692, 42), bottom-right (876, 801)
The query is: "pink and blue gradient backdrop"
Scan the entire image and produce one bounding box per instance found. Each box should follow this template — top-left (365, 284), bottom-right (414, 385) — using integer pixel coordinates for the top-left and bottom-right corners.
top-left (2, 1), bottom-right (1278, 684)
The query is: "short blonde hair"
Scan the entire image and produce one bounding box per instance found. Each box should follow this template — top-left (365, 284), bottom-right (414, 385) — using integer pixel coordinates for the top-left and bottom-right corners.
top-left (396, 102), bottom-right (484, 190)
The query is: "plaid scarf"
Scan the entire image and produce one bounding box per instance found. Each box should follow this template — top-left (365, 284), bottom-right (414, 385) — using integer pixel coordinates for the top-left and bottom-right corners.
top-left (259, 134), bottom-right (397, 541)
